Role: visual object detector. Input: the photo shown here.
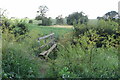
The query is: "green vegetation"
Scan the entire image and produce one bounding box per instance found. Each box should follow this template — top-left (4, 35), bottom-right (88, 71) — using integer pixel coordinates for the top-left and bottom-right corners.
top-left (2, 18), bottom-right (73, 78)
top-left (46, 19), bottom-right (120, 78)
top-left (35, 5), bottom-right (52, 26)
top-left (28, 24), bottom-right (73, 39)
top-left (67, 12), bottom-right (88, 25)
top-left (1, 9), bottom-right (120, 79)
top-left (56, 15), bottom-right (64, 25)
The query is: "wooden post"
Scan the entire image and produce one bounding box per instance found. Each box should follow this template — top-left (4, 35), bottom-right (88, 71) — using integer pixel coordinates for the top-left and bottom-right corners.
top-left (44, 39), bottom-right (46, 44)
top-left (38, 39), bottom-right (40, 46)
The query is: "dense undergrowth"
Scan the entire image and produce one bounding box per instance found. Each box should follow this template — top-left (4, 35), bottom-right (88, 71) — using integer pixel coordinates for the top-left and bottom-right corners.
top-left (46, 19), bottom-right (120, 78)
top-left (2, 18), bottom-right (120, 78)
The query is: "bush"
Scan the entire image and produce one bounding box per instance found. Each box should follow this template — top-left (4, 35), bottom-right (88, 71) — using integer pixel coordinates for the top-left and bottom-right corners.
top-left (73, 19), bottom-right (120, 48)
top-left (2, 18), bottom-right (29, 37)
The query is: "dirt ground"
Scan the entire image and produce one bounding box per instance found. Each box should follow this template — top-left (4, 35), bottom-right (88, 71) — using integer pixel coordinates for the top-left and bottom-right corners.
top-left (50, 25), bottom-right (73, 28)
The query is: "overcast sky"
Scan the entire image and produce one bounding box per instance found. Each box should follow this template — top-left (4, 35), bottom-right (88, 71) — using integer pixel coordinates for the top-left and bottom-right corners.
top-left (0, 0), bottom-right (120, 19)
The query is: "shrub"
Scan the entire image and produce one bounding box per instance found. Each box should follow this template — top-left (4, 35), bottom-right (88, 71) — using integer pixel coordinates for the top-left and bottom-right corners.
top-left (2, 18), bottom-right (29, 37)
top-left (73, 19), bottom-right (120, 48)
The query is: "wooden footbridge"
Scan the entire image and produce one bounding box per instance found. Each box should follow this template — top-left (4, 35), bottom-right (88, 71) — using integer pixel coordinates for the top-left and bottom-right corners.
top-left (37, 33), bottom-right (57, 59)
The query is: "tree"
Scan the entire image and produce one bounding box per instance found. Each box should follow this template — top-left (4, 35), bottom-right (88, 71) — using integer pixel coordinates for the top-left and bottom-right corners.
top-left (67, 12), bottom-right (88, 25)
top-left (97, 17), bottom-right (103, 20)
top-left (37, 5), bottom-right (48, 17)
top-left (0, 8), bottom-right (7, 18)
top-left (0, 8), bottom-right (7, 26)
top-left (56, 15), bottom-right (64, 25)
top-left (35, 5), bottom-right (52, 26)
top-left (103, 11), bottom-right (118, 20)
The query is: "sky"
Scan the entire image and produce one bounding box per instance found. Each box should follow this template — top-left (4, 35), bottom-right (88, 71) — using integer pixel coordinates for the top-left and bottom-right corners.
top-left (0, 0), bottom-right (120, 19)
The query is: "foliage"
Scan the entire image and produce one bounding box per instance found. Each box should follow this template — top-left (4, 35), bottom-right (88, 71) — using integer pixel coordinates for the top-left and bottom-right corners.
top-left (73, 19), bottom-right (120, 48)
top-left (35, 16), bottom-right (52, 26)
top-left (28, 24), bottom-right (73, 39)
top-left (2, 18), bottom-right (29, 37)
top-left (2, 22), bottom-right (74, 78)
top-left (29, 20), bottom-right (33, 23)
top-left (37, 5), bottom-right (48, 17)
top-left (46, 19), bottom-right (119, 78)
top-left (2, 31), bottom-right (42, 78)
top-left (0, 8), bottom-right (7, 21)
top-left (56, 15), bottom-right (64, 25)
top-left (35, 5), bottom-right (52, 26)
top-left (97, 11), bottom-right (120, 26)
top-left (47, 43), bottom-right (118, 78)
top-left (67, 12), bottom-right (88, 25)
top-left (2, 16), bottom-right (120, 78)
top-left (103, 11), bottom-right (118, 20)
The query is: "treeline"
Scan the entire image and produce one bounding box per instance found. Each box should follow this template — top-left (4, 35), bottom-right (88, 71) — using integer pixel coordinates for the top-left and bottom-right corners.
top-left (32, 11), bottom-right (88, 26)
top-left (28, 5), bottom-right (88, 26)
top-left (30, 6), bottom-right (120, 27)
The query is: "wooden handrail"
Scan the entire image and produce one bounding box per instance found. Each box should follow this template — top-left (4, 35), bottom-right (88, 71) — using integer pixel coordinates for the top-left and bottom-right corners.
top-left (38, 33), bottom-right (54, 40)
top-left (40, 39), bottom-right (54, 49)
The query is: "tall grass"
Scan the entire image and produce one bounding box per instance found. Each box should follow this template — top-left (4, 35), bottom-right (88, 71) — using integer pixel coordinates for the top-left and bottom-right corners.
top-left (2, 18), bottom-right (120, 78)
top-left (2, 30), bottom-right (48, 78)
top-left (45, 19), bottom-right (119, 78)
top-left (47, 39), bottom-right (119, 78)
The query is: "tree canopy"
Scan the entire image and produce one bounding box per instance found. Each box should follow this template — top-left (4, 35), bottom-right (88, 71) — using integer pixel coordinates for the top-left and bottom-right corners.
top-left (67, 12), bottom-right (88, 25)
top-left (56, 15), bottom-right (64, 25)
top-left (103, 11), bottom-right (118, 19)
top-left (37, 5), bottom-right (48, 17)
top-left (35, 5), bottom-right (52, 26)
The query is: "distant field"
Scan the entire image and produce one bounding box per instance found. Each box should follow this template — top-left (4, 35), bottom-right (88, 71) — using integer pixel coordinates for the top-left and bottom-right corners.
top-left (28, 19), bottom-right (98, 38)
top-left (28, 24), bottom-right (73, 38)
top-left (50, 25), bottom-right (73, 28)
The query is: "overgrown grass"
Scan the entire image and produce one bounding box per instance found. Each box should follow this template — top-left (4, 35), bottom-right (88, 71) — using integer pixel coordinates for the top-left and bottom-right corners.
top-left (2, 18), bottom-right (74, 78)
top-left (2, 30), bottom-right (50, 78)
top-left (2, 18), bottom-right (120, 78)
top-left (46, 19), bottom-right (119, 78)
top-left (48, 43), bottom-right (119, 78)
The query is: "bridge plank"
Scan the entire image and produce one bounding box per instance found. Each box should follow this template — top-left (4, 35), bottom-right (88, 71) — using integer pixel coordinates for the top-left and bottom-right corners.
top-left (39, 51), bottom-right (48, 56)
top-left (45, 43), bottom-right (57, 57)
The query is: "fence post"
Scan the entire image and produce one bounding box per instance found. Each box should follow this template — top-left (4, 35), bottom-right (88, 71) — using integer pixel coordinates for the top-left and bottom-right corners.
top-left (44, 39), bottom-right (46, 44)
top-left (38, 39), bottom-right (40, 46)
